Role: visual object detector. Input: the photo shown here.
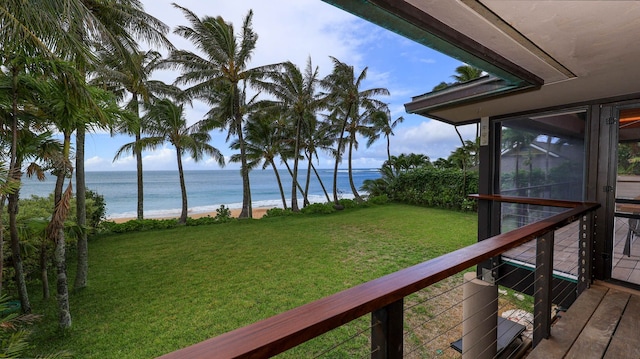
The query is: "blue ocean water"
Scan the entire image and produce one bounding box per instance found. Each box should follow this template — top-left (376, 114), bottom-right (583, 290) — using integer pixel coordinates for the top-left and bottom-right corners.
top-left (19, 169), bottom-right (380, 219)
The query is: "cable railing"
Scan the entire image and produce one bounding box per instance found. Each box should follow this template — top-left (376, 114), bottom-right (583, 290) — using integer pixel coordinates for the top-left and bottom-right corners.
top-left (157, 196), bottom-right (599, 358)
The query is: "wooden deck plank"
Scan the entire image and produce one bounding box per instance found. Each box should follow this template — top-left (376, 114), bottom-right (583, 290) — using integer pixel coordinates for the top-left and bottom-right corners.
top-left (603, 294), bottom-right (640, 359)
top-left (527, 286), bottom-right (608, 359)
top-left (565, 290), bottom-right (630, 359)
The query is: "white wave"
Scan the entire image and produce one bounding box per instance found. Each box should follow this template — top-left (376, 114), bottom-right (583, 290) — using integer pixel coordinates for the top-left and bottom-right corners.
top-left (106, 193), bottom-right (364, 220)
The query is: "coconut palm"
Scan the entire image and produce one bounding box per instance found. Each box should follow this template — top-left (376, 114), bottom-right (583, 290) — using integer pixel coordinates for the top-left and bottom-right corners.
top-left (254, 59), bottom-right (322, 211)
top-left (452, 64), bottom-right (484, 82)
top-left (72, 0), bottom-right (173, 291)
top-left (166, 5), bottom-right (280, 218)
top-left (93, 48), bottom-right (179, 222)
top-left (231, 110), bottom-right (288, 209)
top-left (371, 114), bottom-right (404, 163)
top-left (322, 57), bottom-right (390, 204)
top-left (128, 99), bottom-right (224, 224)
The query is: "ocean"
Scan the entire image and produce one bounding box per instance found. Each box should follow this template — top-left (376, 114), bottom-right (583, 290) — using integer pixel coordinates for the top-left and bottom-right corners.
top-left (18, 169), bottom-right (380, 219)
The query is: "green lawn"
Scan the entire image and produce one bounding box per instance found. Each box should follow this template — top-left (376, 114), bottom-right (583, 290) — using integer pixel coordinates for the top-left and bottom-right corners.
top-left (28, 203), bottom-right (477, 358)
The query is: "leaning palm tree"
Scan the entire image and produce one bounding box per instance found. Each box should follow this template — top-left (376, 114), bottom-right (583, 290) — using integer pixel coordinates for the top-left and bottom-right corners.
top-left (370, 114), bottom-right (404, 163)
top-left (166, 5), bottom-right (280, 218)
top-left (254, 59), bottom-right (322, 211)
top-left (128, 99), bottom-right (224, 224)
top-left (321, 57), bottom-right (390, 205)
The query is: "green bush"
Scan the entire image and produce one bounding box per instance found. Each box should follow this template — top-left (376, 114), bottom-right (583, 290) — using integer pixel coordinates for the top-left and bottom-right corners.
top-left (263, 208), bottom-right (296, 218)
top-left (390, 167), bottom-right (478, 211)
top-left (300, 203), bottom-right (335, 215)
top-left (337, 198), bottom-right (358, 209)
top-left (367, 194), bottom-right (389, 205)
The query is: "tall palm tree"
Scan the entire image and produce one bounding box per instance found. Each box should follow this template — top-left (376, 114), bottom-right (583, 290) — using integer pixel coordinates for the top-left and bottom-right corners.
top-left (166, 5), bottom-right (280, 218)
top-left (92, 48), bottom-right (179, 221)
top-left (40, 74), bottom-right (115, 328)
top-left (126, 99), bottom-right (224, 224)
top-left (254, 59), bottom-right (322, 211)
top-left (71, 0), bottom-right (173, 291)
top-left (322, 57), bottom-right (390, 204)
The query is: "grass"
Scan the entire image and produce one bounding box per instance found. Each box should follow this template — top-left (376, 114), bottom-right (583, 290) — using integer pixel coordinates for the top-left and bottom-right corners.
top-left (28, 203), bottom-right (478, 358)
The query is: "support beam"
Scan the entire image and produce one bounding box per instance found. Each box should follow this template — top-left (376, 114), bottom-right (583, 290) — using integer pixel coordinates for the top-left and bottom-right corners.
top-left (371, 299), bottom-right (403, 359)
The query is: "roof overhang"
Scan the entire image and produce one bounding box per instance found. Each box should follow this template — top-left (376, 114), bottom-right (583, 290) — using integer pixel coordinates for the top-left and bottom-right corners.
top-left (323, 0), bottom-right (640, 124)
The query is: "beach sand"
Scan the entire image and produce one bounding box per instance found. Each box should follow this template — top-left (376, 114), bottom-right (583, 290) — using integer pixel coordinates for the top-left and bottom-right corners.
top-left (109, 207), bottom-right (271, 223)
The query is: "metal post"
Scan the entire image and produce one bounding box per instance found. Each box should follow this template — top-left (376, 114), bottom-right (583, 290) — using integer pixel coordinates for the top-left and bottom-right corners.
top-left (578, 213), bottom-right (594, 294)
top-left (371, 299), bottom-right (403, 359)
top-left (534, 231), bottom-right (554, 347)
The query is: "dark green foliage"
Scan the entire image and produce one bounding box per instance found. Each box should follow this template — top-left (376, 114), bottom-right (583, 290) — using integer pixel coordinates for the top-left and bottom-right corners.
top-left (367, 194), bottom-right (389, 205)
top-left (263, 208), bottom-right (296, 218)
top-left (391, 167), bottom-right (479, 211)
top-left (214, 205), bottom-right (232, 222)
top-left (300, 203), bottom-right (335, 215)
top-left (85, 190), bottom-right (106, 231)
top-left (337, 198), bottom-right (359, 209)
top-left (99, 215), bottom-right (238, 234)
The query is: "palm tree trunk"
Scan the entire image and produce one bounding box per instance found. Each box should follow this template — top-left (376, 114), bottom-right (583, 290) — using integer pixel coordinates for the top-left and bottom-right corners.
top-left (136, 134), bottom-right (144, 220)
top-left (40, 240), bottom-right (49, 299)
top-left (176, 148), bottom-right (188, 224)
top-left (283, 159), bottom-right (307, 202)
top-left (9, 67), bottom-right (31, 313)
top-left (347, 133), bottom-right (362, 202)
top-left (74, 126), bottom-right (88, 290)
top-left (270, 160), bottom-right (288, 209)
top-left (50, 133), bottom-right (73, 328)
top-left (0, 195), bottom-right (5, 295)
top-left (386, 135), bottom-right (391, 163)
top-left (133, 96), bottom-right (144, 221)
top-left (8, 191), bottom-right (30, 313)
top-left (309, 160), bottom-right (331, 203)
top-left (303, 151), bottom-right (312, 207)
top-left (291, 117), bottom-right (302, 211)
top-left (237, 120), bottom-right (253, 218)
top-left (332, 113), bottom-right (349, 207)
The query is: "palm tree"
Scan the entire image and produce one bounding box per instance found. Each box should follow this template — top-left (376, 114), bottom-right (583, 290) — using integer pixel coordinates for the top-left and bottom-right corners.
top-left (232, 110), bottom-right (288, 209)
top-left (92, 48), bottom-right (179, 221)
top-left (167, 5), bottom-right (280, 218)
top-left (322, 57), bottom-right (390, 204)
top-left (71, 0), bottom-right (173, 291)
top-left (254, 59), bottom-right (322, 211)
top-left (372, 114), bottom-right (404, 163)
top-left (452, 64), bottom-right (484, 83)
top-left (128, 99), bottom-right (224, 224)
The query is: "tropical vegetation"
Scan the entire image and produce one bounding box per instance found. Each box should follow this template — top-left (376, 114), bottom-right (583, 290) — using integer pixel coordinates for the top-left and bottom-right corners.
top-left (0, 1), bottom-right (488, 357)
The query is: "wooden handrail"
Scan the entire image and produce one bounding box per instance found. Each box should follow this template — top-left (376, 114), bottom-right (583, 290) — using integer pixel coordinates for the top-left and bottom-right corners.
top-left (157, 200), bottom-right (600, 359)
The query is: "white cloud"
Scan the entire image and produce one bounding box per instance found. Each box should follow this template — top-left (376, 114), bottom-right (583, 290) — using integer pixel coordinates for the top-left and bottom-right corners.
top-left (394, 120), bottom-right (476, 160)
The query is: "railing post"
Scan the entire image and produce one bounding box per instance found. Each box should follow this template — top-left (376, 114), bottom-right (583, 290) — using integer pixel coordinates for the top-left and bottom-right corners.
top-left (533, 231), bottom-right (554, 347)
top-left (578, 212), bottom-right (594, 294)
top-left (371, 299), bottom-right (403, 359)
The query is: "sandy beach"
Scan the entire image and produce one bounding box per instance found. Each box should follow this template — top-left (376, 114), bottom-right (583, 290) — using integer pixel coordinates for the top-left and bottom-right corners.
top-left (109, 207), bottom-right (271, 223)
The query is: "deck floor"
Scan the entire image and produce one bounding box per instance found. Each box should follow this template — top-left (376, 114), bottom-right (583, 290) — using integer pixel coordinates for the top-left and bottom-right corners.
top-left (502, 218), bottom-right (640, 286)
top-left (527, 283), bottom-right (640, 359)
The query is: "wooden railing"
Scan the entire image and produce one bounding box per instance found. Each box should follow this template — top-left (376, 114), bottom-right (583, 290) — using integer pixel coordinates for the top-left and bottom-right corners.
top-left (158, 196), bottom-right (600, 358)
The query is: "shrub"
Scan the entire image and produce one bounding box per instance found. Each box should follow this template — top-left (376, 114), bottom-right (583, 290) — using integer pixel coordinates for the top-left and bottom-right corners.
top-left (300, 203), bottom-right (335, 215)
top-left (367, 194), bottom-right (389, 205)
top-left (214, 205), bottom-right (232, 222)
top-left (263, 208), bottom-right (295, 218)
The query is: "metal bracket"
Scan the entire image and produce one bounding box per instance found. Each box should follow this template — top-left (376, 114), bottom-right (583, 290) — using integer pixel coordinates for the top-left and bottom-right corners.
top-left (606, 117), bottom-right (617, 125)
top-left (603, 185), bottom-right (614, 193)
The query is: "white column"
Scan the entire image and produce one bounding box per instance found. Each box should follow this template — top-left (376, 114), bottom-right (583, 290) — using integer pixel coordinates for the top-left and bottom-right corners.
top-left (462, 272), bottom-right (498, 359)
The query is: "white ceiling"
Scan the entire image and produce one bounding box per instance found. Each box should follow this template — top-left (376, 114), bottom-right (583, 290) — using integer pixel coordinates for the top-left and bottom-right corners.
top-left (394, 0), bottom-right (640, 123)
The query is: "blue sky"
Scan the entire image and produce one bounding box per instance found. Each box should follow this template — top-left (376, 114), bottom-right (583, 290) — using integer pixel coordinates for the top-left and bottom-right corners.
top-left (82, 0), bottom-right (477, 172)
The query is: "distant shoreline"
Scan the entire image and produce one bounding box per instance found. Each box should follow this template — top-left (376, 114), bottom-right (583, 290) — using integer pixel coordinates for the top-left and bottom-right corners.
top-left (109, 207), bottom-right (271, 223)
